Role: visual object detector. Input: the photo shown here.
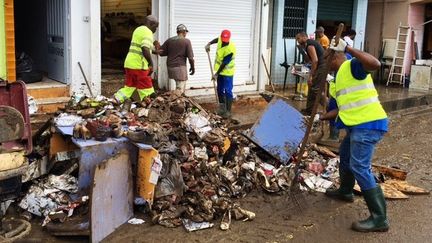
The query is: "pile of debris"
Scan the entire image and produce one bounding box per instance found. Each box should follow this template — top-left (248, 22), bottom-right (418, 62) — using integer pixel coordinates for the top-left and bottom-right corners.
top-left (20, 91), bottom-right (340, 232)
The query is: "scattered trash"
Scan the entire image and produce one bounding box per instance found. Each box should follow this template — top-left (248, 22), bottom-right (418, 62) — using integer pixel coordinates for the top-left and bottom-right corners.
top-left (182, 218), bottom-right (214, 232)
top-left (28, 95), bottom-right (38, 115)
top-left (128, 218), bottom-right (145, 225)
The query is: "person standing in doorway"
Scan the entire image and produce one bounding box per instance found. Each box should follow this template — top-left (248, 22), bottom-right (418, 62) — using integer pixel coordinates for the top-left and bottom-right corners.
top-left (205, 30), bottom-right (236, 118)
top-left (159, 24), bottom-right (195, 94)
top-left (114, 15), bottom-right (159, 104)
top-left (296, 31), bottom-right (326, 115)
top-left (315, 26), bottom-right (330, 49)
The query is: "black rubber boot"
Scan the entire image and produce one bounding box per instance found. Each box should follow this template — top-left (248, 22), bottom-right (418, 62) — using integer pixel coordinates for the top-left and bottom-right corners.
top-left (217, 95), bottom-right (227, 116)
top-left (223, 97), bottom-right (233, 118)
top-left (325, 170), bottom-right (355, 202)
top-left (352, 186), bottom-right (389, 232)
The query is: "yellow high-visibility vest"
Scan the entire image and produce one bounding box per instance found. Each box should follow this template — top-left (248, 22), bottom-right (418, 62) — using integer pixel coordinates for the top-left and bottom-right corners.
top-left (124, 26), bottom-right (154, 70)
top-left (335, 60), bottom-right (387, 126)
top-left (214, 37), bottom-right (236, 76)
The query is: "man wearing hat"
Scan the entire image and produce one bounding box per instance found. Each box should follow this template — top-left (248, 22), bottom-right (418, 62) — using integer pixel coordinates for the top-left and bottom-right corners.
top-left (315, 26), bottom-right (330, 49)
top-left (205, 30), bottom-right (236, 118)
top-left (159, 24), bottom-right (195, 94)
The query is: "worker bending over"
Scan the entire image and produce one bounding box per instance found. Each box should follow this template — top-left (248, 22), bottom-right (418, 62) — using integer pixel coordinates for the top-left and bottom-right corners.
top-left (205, 30), bottom-right (236, 118)
top-left (320, 39), bottom-right (389, 232)
top-left (114, 15), bottom-right (159, 103)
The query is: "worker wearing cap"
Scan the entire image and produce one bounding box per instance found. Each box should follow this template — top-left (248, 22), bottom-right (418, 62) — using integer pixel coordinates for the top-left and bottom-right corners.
top-left (159, 24), bottom-right (195, 94)
top-left (114, 15), bottom-right (159, 104)
top-left (205, 30), bottom-right (236, 118)
top-left (315, 26), bottom-right (330, 49)
top-left (319, 39), bottom-right (389, 233)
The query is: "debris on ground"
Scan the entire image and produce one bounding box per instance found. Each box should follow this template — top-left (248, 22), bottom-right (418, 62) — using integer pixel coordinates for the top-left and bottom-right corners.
top-left (128, 218), bottom-right (145, 225)
top-left (17, 91), bottom-right (341, 233)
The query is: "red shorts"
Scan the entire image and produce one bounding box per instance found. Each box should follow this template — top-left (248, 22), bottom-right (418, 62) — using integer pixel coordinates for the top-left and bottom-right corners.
top-left (124, 68), bottom-right (153, 89)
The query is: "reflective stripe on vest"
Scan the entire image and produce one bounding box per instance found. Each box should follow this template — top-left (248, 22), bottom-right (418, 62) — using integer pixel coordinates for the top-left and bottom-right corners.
top-left (336, 83), bottom-right (376, 97)
top-left (335, 60), bottom-right (387, 126)
top-left (214, 37), bottom-right (236, 76)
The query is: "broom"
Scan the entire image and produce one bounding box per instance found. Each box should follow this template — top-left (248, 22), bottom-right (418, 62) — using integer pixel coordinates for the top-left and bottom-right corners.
top-left (289, 23), bottom-right (345, 210)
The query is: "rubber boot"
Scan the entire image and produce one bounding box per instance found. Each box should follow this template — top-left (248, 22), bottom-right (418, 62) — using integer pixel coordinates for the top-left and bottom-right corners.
top-left (325, 170), bottom-right (355, 202)
top-left (217, 96), bottom-right (227, 116)
top-left (223, 97), bottom-right (233, 118)
top-left (352, 186), bottom-right (389, 232)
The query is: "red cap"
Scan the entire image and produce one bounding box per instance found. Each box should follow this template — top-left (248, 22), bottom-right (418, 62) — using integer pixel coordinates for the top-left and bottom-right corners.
top-left (221, 29), bottom-right (231, 42)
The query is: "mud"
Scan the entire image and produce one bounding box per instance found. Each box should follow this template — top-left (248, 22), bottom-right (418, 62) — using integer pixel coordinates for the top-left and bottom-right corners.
top-left (22, 106), bottom-right (432, 243)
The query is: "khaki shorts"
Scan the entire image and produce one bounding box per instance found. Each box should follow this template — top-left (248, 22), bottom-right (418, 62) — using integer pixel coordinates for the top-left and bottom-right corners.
top-left (168, 66), bottom-right (188, 81)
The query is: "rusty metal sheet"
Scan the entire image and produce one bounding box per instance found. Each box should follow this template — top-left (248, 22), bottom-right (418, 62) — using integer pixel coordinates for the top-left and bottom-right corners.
top-left (90, 149), bottom-right (133, 243)
top-left (245, 97), bottom-right (306, 164)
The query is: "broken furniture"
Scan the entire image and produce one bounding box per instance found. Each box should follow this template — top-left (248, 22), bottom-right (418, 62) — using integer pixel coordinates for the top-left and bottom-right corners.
top-left (245, 97), bottom-right (306, 164)
top-left (0, 80), bottom-right (32, 234)
top-left (409, 60), bottom-right (432, 91)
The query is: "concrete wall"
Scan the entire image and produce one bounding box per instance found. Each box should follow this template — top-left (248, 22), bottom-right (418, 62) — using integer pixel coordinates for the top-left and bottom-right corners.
top-left (0, 0), bottom-right (6, 80)
top-left (409, 3), bottom-right (425, 58)
top-left (70, 0), bottom-right (101, 95)
top-left (366, 0), bottom-right (410, 58)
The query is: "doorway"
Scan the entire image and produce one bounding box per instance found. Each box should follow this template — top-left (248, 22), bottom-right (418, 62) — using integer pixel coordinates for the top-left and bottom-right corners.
top-left (422, 3), bottom-right (432, 59)
top-left (14, 0), bottom-right (69, 84)
top-left (316, 0), bottom-right (353, 41)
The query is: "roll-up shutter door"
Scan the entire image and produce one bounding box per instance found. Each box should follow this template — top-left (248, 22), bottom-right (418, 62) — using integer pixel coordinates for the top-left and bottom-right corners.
top-left (317, 0), bottom-right (353, 22)
top-left (172, 0), bottom-right (256, 88)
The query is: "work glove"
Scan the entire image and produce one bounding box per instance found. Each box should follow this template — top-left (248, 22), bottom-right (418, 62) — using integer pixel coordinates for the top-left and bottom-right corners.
top-left (211, 73), bottom-right (218, 81)
top-left (205, 43), bottom-right (211, 52)
top-left (313, 113), bottom-right (322, 124)
top-left (329, 39), bottom-right (347, 52)
top-left (189, 67), bottom-right (195, 75)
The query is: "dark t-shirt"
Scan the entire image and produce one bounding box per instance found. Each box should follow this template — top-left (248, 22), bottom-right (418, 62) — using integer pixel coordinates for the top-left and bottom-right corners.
top-left (306, 39), bottom-right (324, 64)
top-left (160, 36), bottom-right (194, 67)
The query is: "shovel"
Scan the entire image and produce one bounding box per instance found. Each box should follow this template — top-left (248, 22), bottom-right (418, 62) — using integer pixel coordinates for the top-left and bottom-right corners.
top-left (206, 51), bottom-right (219, 103)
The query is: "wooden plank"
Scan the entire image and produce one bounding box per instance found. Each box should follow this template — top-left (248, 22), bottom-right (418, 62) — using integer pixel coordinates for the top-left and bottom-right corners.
top-left (354, 183), bottom-right (409, 200)
top-left (90, 149), bottom-right (133, 243)
top-left (372, 164), bottom-right (408, 180)
top-left (385, 179), bottom-right (430, 195)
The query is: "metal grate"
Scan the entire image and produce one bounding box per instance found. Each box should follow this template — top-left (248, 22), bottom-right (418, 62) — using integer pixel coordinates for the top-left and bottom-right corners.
top-left (283, 0), bottom-right (308, 39)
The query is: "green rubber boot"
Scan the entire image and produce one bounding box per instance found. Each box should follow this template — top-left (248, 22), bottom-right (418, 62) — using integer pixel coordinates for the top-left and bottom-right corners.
top-left (325, 170), bottom-right (355, 202)
top-left (352, 186), bottom-right (389, 232)
top-left (223, 97), bottom-right (233, 118)
top-left (217, 96), bottom-right (227, 116)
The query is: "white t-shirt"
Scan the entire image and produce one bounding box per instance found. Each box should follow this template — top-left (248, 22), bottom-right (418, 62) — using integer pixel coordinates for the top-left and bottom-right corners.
top-left (343, 36), bottom-right (354, 47)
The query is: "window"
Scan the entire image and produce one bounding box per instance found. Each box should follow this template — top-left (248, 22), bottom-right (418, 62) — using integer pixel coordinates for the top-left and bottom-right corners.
top-left (283, 0), bottom-right (308, 38)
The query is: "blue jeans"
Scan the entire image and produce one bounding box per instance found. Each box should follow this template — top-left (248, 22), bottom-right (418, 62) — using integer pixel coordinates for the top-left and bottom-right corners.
top-left (217, 75), bottom-right (233, 100)
top-left (339, 128), bottom-right (386, 190)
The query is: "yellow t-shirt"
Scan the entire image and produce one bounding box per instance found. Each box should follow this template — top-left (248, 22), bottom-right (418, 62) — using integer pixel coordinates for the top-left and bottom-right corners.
top-left (318, 35), bottom-right (330, 49)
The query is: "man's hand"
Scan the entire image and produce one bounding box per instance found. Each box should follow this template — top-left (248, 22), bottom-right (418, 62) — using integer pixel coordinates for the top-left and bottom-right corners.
top-left (330, 39), bottom-right (347, 52)
top-left (189, 67), bottom-right (195, 75)
top-left (153, 40), bottom-right (161, 50)
top-left (205, 43), bottom-right (211, 52)
top-left (211, 73), bottom-right (218, 81)
top-left (148, 66), bottom-right (153, 76)
top-left (307, 75), bottom-right (313, 87)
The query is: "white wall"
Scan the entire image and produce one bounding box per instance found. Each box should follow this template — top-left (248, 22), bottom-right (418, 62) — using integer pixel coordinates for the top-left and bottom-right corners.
top-left (352, 0), bottom-right (368, 50)
top-left (70, 0), bottom-right (101, 95)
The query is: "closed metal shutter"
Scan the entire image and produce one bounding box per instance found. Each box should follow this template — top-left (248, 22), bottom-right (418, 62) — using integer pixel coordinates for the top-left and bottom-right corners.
top-left (172, 0), bottom-right (256, 88)
top-left (317, 0), bottom-right (353, 22)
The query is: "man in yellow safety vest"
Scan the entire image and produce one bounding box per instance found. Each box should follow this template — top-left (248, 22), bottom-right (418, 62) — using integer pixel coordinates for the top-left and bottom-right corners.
top-left (205, 30), bottom-right (236, 118)
top-left (114, 15), bottom-right (159, 104)
top-left (319, 39), bottom-right (389, 233)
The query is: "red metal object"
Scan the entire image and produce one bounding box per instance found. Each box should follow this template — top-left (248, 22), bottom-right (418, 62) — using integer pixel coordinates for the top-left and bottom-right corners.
top-left (0, 80), bottom-right (32, 154)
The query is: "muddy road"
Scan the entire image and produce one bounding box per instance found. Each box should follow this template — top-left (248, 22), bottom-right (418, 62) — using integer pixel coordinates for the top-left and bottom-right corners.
top-left (21, 106), bottom-right (432, 243)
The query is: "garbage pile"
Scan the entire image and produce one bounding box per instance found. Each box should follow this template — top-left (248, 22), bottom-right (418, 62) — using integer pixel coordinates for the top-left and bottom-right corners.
top-left (21, 91), bottom-right (341, 232)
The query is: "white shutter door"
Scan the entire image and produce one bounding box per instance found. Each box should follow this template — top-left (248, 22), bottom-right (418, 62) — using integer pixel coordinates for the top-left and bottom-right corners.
top-left (172, 0), bottom-right (256, 88)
